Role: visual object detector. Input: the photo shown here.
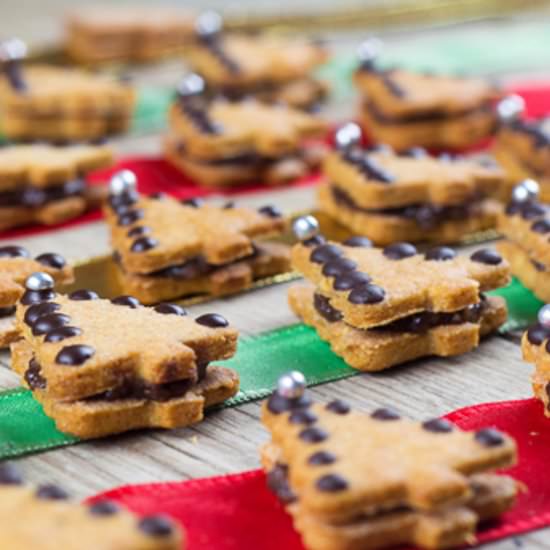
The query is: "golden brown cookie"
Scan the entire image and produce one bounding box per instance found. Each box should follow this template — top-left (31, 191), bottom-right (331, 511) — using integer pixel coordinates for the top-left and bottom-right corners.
top-left (0, 462), bottom-right (183, 548)
top-left (291, 239), bottom-right (510, 329)
top-left (12, 339), bottom-right (239, 438)
top-left (104, 191), bottom-right (287, 274)
top-left (288, 284), bottom-right (506, 372)
top-left (114, 241), bottom-right (291, 305)
top-left (318, 183), bottom-right (499, 246)
top-left (65, 6), bottom-right (195, 63)
top-left (260, 387), bottom-right (516, 550)
top-left (0, 66), bottom-right (135, 141)
top-left (15, 290), bottom-right (238, 401)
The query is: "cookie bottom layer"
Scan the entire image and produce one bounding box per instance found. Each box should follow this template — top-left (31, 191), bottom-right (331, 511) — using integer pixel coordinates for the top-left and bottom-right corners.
top-left (359, 103), bottom-right (495, 151)
top-left (318, 183), bottom-right (499, 245)
top-left (0, 314), bottom-right (18, 348)
top-left (497, 240), bottom-right (550, 303)
top-left (288, 285), bottom-right (506, 372)
top-left (164, 135), bottom-right (310, 187)
top-left (115, 241), bottom-right (291, 304)
top-left (11, 340), bottom-right (239, 438)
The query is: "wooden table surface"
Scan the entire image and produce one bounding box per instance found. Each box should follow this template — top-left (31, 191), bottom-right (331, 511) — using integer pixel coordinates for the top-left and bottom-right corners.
top-left (1, 11), bottom-right (549, 549)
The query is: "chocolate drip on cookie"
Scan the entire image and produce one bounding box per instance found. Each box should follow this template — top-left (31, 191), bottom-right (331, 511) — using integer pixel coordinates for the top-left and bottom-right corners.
top-left (198, 33), bottom-right (240, 74)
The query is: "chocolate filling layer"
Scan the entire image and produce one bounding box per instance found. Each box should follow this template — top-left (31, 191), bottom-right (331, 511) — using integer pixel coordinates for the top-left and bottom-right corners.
top-left (0, 306), bottom-right (16, 318)
top-left (175, 142), bottom-right (267, 166)
top-left (330, 185), bottom-right (481, 230)
top-left (25, 358), bottom-right (209, 402)
top-left (314, 291), bottom-right (486, 332)
top-left (0, 178), bottom-right (85, 208)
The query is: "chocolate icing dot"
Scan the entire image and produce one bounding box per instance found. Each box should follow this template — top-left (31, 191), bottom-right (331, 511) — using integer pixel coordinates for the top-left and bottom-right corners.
top-left (127, 226), bottom-right (150, 238)
top-left (425, 246), bottom-right (456, 261)
top-left (299, 427), bottom-right (328, 443)
top-left (0, 463), bottom-right (23, 485)
top-left (422, 418), bottom-right (454, 433)
top-left (303, 235), bottom-right (326, 247)
top-left (475, 428), bottom-right (505, 447)
top-left (343, 236), bottom-right (372, 248)
top-left (196, 313), bottom-right (229, 328)
top-left (149, 192), bottom-right (166, 200)
top-left (181, 197), bottom-right (204, 208)
top-left (69, 289), bottom-right (99, 301)
top-left (25, 358), bottom-right (46, 390)
top-left (316, 474), bottom-right (348, 492)
top-left (326, 399), bottom-right (350, 414)
top-left (521, 203), bottom-right (546, 220)
top-left (289, 410), bottom-right (318, 425)
top-left (111, 296), bottom-right (141, 309)
top-left (154, 303), bottom-right (187, 316)
top-left (223, 201), bottom-right (235, 209)
top-left (383, 242), bottom-right (417, 260)
top-left (348, 284), bottom-right (385, 304)
top-left (138, 515), bottom-right (174, 537)
top-left (89, 500), bottom-right (120, 516)
top-left (36, 484), bottom-right (69, 500)
top-left (402, 147), bottom-right (427, 158)
top-left (55, 345), bottom-right (95, 366)
top-left (44, 326), bottom-right (82, 343)
top-left (131, 236), bottom-right (159, 253)
top-left (258, 205), bottom-right (282, 218)
top-left (24, 302), bottom-right (60, 326)
top-left (308, 450), bottom-right (337, 465)
top-left (310, 244), bottom-right (343, 264)
top-left (322, 258), bottom-right (357, 277)
top-left (0, 245), bottom-right (29, 258)
top-left (109, 189), bottom-right (138, 209)
top-left (118, 209), bottom-right (143, 226)
top-left (545, 340), bottom-right (550, 354)
top-left (470, 249), bottom-right (502, 265)
top-left (371, 407), bottom-right (401, 421)
top-left (32, 313), bottom-right (71, 336)
top-left (35, 252), bottom-right (66, 269)
top-left (527, 324), bottom-right (550, 345)
top-left (20, 289), bottom-right (56, 305)
top-left (531, 219), bottom-right (550, 234)
top-left (267, 392), bottom-right (312, 414)
top-left (333, 271), bottom-right (371, 291)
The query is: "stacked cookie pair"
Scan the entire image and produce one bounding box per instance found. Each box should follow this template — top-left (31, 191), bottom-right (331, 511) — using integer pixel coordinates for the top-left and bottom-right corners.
top-left (164, 75), bottom-right (327, 187)
top-left (104, 172), bottom-right (291, 304)
top-left (261, 376), bottom-right (517, 550)
top-left (289, 223), bottom-right (510, 372)
top-left (319, 131), bottom-right (505, 245)
top-left (0, 245), bottom-right (73, 346)
top-left (188, 13), bottom-right (328, 110)
top-left (0, 143), bottom-right (113, 231)
top-left (12, 272), bottom-right (240, 438)
top-left (0, 463), bottom-right (183, 548)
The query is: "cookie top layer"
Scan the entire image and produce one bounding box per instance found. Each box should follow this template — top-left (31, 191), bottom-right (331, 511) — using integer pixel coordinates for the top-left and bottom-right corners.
top-left (0, 463), bottom-right (182, 549)
top-left (105, 193), bottom-right (287, 274)
top-left (354, 67), bottom-right (498, 118)
top-left (0, 246), bottom-right (73, 308)
top-left (169, 97), bottom-right (327, 160)
top-left (291, 239), bottom-right (510, 329)
top-left (189, 33), bottom-right (326, 87)
top-left (0, 144), bottom-right (113, 191)
top-left (262, 393), bottom-right (516, 520)
top-left (16, 292), bottom-right (238, 401)
top-left (325, 147), bottom-right (504, 209)
top-left (0, 66), bottom-right (135, 112)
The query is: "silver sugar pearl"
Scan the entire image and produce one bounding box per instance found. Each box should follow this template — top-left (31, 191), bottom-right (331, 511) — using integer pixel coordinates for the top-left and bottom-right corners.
top-left (277, 371), bottom-right (306, 399)
top-left (512, 179), bottom-right (539, 203)
top-left (25, 272), bottom-right (54, 291)
top-left (335, 122), bottom-right (362, 150)
top-left (357, 37), bottom-right (383, 64)
top-left (109, 170), bottom-right (137, 196)
top-left (292, 215), bottom-right (319, 241)
top-left (538, 304), bottom-right (550, 329)
top-left (196, 10), bottom-right (223, 37)
top-left (496, 95), bottom-right (525, 123)
top-left (177, 73), bottom-right (205, 97)
top-left (0, 38), bottom-right (27, 62)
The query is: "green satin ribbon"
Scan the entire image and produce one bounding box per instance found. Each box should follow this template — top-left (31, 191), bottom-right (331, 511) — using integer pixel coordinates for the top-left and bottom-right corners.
top-left (0, 279), bottom-right (540, 460)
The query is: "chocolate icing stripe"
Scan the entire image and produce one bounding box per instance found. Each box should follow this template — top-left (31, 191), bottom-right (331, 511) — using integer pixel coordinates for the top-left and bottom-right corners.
top-left (509, 118), bottom-right (550, 149)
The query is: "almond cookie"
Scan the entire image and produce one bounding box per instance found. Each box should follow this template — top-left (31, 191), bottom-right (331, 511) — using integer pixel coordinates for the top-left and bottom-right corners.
top-left (188, 15), bottom-right (327, 110)
top-left (353, 43), bottom-right (499, 150)
top-left (260, 376), bottom-right (516, 550)
top-left (0, 462), bottom-right (183, 548)
top-left (164, 75), bottom-right (327, 187)
top-left (65, 6), bottom-right (195, 63)
top-left (0, 246), bottom-right (73, 347)
top-left (0, 143), bottom-right (113, 231)
top-left (0, 63), bottom-right (135, 141)
top-left (290, 236), bottom-right (510, 329)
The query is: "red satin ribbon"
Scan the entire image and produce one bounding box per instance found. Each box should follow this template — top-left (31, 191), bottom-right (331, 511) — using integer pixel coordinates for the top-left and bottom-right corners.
top-left (90, 398), bottom-right (550, 549)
